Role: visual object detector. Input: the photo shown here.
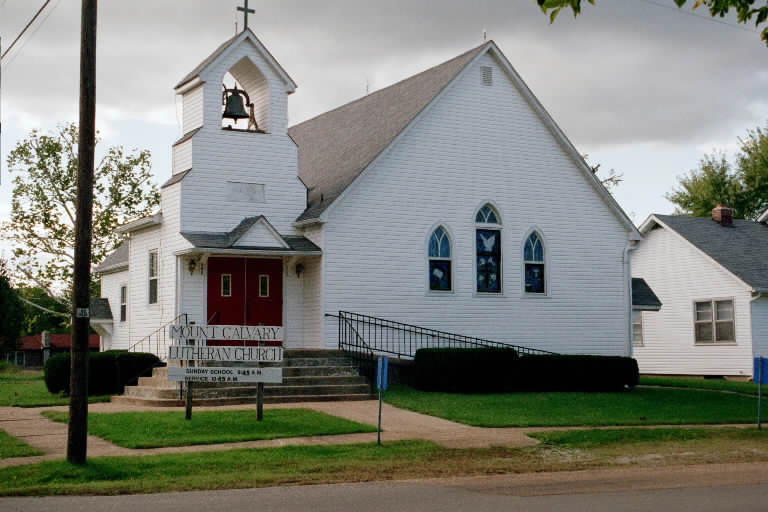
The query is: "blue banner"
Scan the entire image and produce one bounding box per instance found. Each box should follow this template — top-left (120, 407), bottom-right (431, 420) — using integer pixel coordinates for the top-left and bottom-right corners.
top-left (377, 356), bottom-right (388, 391)
top-left (754, 357), bottom-right (768, 385)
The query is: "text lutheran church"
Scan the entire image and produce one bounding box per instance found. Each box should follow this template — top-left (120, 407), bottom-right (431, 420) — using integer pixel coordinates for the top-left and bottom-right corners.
top-left (92, 26), bottom-right (642, 358)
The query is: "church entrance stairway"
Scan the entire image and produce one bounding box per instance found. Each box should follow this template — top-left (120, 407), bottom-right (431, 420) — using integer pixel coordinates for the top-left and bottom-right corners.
top-left (111, 350), bottom-right (374, 406)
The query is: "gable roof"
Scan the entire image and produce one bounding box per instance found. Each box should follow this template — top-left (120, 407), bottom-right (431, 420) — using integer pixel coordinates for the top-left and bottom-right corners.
top-left (180, 216), bottom-right (320, 253)
top-left (288, 42), bottom-right (488, 222)
top-left (175, 29), bottom-right (297, 92)
top-left (632, 278), bottom-right (662, 311)
top-left (94, 243), bottom-right (129, 274)
top-left (645, 214), bottom-right (768, 292)
top-left (288, 41), bottom-right (640, 239)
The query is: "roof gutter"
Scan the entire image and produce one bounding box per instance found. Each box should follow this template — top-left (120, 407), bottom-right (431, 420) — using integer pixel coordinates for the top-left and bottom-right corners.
top-left (175, 247), bottom-right (321, 257)
top-left (116, 213), bottom-right (162, 234)
top-left (752, 292), bottom-right (765, 302)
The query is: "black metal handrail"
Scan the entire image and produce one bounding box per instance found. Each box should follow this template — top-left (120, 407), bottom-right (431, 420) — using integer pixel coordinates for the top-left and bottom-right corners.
top-left (332, 311), bottom-right (555, 360)
top-left (128, 313), bottom-right (189, 361)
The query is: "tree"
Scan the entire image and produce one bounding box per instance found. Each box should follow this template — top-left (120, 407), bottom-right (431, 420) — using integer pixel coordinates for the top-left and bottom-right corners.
top-left (18, 287), bottom-right (70, 336)
top-left (666, 123), bottom-right (768, 218)
top-left (1, 123), bottom-right (160, 304)
top-left (0, 260), bottom-right (24, 354)
top-left (537, 0), bottom-right (768, 47)
top-left (584, 155), bottom-right (624, 193)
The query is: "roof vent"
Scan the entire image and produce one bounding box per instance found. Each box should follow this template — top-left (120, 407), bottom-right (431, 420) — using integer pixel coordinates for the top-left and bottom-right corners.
top-left (712, 204), bottom-right (733, 227)
top-left (481, 66), bottom-right (493, 87)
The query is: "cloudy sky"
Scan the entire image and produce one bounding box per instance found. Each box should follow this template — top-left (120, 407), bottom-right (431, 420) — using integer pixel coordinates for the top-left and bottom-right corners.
top-left (1, 0), bottom-right (766, 242)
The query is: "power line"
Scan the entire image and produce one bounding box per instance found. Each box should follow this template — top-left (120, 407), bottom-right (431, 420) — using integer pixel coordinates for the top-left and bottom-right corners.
top-left (2, 0), bottom-right (61, 69)
top-left (1, 0), bottom-right (52, 60)
top-left (637, 0), bottom-right (760, 34)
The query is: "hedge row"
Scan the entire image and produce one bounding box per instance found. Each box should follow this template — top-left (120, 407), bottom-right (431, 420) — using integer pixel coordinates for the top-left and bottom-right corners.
top-left (413, 348), bottom-right (638, 393)
top-left (44, 351), bottom-right (161, 396)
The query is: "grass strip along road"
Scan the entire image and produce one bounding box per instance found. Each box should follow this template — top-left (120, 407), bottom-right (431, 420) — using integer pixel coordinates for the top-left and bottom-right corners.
top-left (383, 385), bottom-right (758, 427)
top-left (42, 408), bottom-right (377, 448)
top-left (3, 428), bottom-right (768, 496)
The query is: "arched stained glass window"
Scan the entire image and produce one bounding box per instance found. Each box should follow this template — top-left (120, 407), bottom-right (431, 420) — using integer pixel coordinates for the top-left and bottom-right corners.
top-left (524, 231), bottom-right (545, 294)
top-left (475, 204), bottom-right (500, 224)
top-left (475, 204), bottom-right (502, 293)
top-left (428, 227), bottom-right (452, 291)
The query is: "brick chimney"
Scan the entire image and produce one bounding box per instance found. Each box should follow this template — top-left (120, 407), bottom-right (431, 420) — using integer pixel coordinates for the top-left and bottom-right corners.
top-left (712, 204), bottom-right (733, 226)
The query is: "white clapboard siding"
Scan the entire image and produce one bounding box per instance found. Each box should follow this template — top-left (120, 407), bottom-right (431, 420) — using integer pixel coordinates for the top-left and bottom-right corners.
top-left (299, 225), bottom-right (324, 348)
top-left (172, 140), bottom-right (193, 175)
top-left (752, 297), bottom-right (768, 359)
top-left (320, 52), bottom-right (632, 355)
top-left (99, 269), bottom-right (129, 350)
top-left (632, 225), bottom-right (754, 376)
top-left (182, 84), bottom-right (204, 134)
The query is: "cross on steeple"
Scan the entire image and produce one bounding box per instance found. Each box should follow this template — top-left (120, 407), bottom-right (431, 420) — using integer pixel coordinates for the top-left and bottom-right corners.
top-left (237, 0), bottom-right (255, 31)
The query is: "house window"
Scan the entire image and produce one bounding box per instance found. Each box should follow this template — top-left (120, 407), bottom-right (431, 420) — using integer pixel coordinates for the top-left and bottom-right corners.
top-left (148, 251), bottom-right (158, 304)
top-left (259, 275), bottom-right (269, 297)
top-left (694, 299), bottom-right (735, 343)
top-left (428, 226), bottom-right (452, 291)
top-left (120, 285), bottom-right (127, 322)
top-left (524, 231), bottom-right (545, 294)
top-left (475, 204), bottom-right (502, 294)
top-left (632, 311), bottom-right (643, 346)
top-left (221, 274), bottom-right (232, 297)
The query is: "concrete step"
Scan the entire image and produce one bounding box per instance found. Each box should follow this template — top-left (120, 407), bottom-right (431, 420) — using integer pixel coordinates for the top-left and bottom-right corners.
top-left (111, 393), bottom-right (374, 407)
top-left (137, 373), bottom-right (364, 388)
top-left (124, 381), bottom-right (371, 400)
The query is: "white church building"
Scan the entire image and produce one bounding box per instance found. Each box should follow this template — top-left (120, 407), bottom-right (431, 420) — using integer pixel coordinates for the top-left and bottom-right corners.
top-left (93, 29), bottom-right (643, 359)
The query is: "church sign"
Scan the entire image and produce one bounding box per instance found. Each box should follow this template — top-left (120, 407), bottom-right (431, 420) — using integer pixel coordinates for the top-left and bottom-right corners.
top-left (168, 366), bottom-right (282, 384)
top-left (167, 345), bottom-right (283, 363)
top-left (168, 324), bottom-right (283, 343)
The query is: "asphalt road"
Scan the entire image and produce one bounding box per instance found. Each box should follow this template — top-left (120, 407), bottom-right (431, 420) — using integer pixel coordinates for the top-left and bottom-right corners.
top-left (2, 481), bottom-right (768, 512)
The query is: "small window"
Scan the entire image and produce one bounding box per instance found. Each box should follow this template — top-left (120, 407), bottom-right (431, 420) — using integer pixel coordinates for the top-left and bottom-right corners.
top-left (475, 205), bottom-right (499, 224)
top-left (694, 299), bottom-right (735, 343)
top-left (428, 226), bottom-right (452, 291)
top-left (632, 311), bottom-right (643, 346)
top-left (120, 285), bottom-right (127, 322)
top-left (259, 275), bottom-right (269, 297)
top-left (148, 251), bottom-right (158, 304)
top-left (221, 274), bottom-right (232, 297)
top-left (524, 231), bottom-right (545, 294)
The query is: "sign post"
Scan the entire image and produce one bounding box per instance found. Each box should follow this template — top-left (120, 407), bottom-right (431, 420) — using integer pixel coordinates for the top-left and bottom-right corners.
top-left (167, 324), bottom-right (284, 422)
top-left (376, 356), bottom-right (388, 445)
top-left (756, 357), bottom-right (767, 430)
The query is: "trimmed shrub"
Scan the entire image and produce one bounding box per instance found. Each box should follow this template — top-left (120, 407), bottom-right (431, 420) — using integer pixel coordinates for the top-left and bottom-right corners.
top-left (413, 348), bottom-right (638, 393)
top-left (44, 351), bottom-right (160, 395)
top-left (414, 348), bottom-right (519, 392)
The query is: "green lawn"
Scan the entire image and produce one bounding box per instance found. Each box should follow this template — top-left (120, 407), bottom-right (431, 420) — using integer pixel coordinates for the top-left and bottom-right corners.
top-left (384, 385), bottom-right (758, 427)
top-left (0, 441), bottom-right (441, 496)
top-left (0, 429), bottom-right (43, 459)
top-left (42, 408), bottom-right (377, 448)
top-left (530, 427), bottom-right (768, 448)
top-left (639, 376), bottom-right (759, 395)
top-left (0, 372), bottom-right (111, 407)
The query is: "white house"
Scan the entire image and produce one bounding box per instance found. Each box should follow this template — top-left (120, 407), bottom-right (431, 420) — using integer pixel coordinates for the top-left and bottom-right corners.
top-left (632, 206), bottom-right (768, 378)
top-left (93, 29), bottom-right (644, 360)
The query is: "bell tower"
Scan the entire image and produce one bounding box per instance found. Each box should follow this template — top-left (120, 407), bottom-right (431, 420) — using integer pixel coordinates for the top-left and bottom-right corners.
top-left (169, 24), bottom-right (304, 237)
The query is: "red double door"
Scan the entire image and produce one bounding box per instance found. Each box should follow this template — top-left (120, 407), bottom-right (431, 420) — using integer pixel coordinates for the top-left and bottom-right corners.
top-left (207, 257), bottom-right (283, 344)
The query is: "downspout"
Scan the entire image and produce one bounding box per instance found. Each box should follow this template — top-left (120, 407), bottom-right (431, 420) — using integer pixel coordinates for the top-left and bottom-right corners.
top-left (624, 240), bottom-right (638, 358)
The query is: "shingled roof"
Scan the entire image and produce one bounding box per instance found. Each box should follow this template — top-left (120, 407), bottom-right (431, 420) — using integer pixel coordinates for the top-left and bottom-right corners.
top-left (651, 214), bottom-right (768, 292)
top-left (632, 278), bottom-right (662, 311)
top-left (181, 216), bottom-right (321, 253)
top-left (94, 243), bottom-right (128, 274)
top-left (288, 42), bottom-right (489, 222)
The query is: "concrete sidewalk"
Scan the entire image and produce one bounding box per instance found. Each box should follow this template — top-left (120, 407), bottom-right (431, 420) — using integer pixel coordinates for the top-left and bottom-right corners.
top-left (0, 400), bottom-right (539, 468)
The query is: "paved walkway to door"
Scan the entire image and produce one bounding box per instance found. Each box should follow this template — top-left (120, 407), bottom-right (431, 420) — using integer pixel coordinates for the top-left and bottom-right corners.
top-left (0, 400), bottom-right (539, 468)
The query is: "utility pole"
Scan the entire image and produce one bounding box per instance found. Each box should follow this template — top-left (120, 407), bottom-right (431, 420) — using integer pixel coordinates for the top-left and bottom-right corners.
top-left (67, 0), bottom-right (97, 465)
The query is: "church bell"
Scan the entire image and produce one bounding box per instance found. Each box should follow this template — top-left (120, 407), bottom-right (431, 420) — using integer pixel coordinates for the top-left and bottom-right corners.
top-left (222, 85), bottom-right (250, 121)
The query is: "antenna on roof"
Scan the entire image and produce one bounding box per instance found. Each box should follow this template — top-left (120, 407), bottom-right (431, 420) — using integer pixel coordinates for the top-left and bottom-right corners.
top-left (365, 77), bottom-right (370, 95)
top-left (483, 27), bottom-right (487, 42)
